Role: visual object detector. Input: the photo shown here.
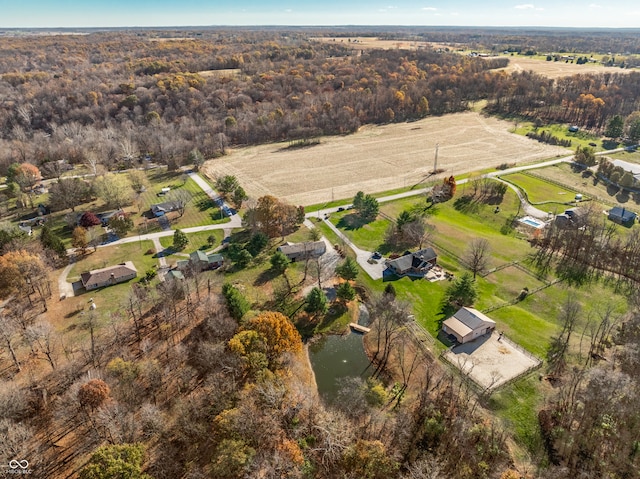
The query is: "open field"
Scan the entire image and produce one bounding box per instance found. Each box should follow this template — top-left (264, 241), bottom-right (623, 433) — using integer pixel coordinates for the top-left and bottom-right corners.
top-left (312, 37), bottom-right (637, 79)
top-left (311, 36), bottom-right (430, 51)
top-left (525, 162), bottom-right (640, 212)
top-left (502, 172), bottom-right (579, 205)
top-left (495, 56), bottom-right (635, 79)
top-left (203, 112), bottom-right (569, 206)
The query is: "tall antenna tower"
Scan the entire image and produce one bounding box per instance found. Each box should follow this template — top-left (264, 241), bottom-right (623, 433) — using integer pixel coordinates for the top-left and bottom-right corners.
top-left (433, 143), bottom-right (439, 173)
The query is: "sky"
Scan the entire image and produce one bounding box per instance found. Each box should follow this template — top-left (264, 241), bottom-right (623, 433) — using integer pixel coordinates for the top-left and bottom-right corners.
top-left (1, 1), bottom-right (639, 29)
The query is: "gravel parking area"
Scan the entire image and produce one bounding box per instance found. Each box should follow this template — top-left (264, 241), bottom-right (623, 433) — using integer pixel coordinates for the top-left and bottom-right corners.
top-left (443, 331), bottom-right (541, 391)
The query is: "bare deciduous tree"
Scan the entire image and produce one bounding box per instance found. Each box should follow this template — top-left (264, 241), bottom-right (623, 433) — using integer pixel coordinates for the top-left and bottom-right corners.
top-left (463, 237), bottom-right (491, 279)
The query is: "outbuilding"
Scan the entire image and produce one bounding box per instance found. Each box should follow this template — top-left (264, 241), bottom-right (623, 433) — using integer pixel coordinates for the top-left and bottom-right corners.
top-left (442, 307), bottom-right (496, 344)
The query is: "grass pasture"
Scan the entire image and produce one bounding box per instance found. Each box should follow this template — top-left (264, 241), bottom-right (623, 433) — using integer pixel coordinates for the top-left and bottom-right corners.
top-left (502, 172), bottom-right (579, 206)
top-left (525, 162), bottom-right (640, 212)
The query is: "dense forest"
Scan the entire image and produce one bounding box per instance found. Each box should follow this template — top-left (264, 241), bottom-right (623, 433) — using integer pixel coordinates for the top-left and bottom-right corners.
top-left (1, 29), bottom-right (639, 179)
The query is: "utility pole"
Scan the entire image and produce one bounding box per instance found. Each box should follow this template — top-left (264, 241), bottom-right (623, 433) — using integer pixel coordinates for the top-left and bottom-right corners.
top-left (433, 143), bottom-right (439, 174)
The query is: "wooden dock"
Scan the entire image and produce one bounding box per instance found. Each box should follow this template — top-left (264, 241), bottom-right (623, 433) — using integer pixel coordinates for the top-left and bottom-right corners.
top-left (349, 323), bottom-right (371, 334)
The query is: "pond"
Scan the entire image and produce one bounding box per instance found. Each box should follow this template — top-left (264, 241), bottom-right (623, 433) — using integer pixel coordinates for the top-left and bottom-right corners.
top-left (308, 304), bottom-right (373, 402)
top-left (309, 333), bottom-right (372, 402)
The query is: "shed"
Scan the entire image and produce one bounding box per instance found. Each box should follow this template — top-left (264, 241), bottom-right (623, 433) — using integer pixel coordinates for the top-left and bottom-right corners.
top-left (442, 307), bottom-right (496, 344)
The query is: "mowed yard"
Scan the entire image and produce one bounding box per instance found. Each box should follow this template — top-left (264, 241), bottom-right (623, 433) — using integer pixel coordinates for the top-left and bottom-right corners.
top-left (202, 112), bottom-right (569, 206)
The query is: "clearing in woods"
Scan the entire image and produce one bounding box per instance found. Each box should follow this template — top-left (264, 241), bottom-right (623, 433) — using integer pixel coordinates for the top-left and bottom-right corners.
top-left (202, 111), bottom-right (569, 206)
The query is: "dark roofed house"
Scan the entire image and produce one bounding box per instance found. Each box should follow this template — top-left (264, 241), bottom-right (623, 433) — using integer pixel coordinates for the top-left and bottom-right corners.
top-left (151, 201), bottom-right (180, 217)
top-left (608, 206), bottom-right (637, 226)
top-left (554, 207), bottom-right (588, 229)
top-left (80, 261), bottom-right (138, 291)
top-left (386, 247), bottom-right (437, 277)
top-left (277, 241), bottom-right (326, 261)
top-left (442, 307), bottom-right (496, 344)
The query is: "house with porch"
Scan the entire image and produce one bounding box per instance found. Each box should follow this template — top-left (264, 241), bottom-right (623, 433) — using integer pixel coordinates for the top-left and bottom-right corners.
top-left (442, 307), bottom-right (496, 344)
top-left (386, 247), bottom-right (437, 277)
top-left (151, 201), bottom-right (180, 217)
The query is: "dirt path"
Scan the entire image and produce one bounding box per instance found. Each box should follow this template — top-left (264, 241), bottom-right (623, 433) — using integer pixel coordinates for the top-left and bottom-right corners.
top-left (203, 112), bottom-right (569, 206)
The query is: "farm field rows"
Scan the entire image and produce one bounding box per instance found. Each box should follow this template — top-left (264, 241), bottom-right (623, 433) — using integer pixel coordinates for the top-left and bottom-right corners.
top-left (203, 112), bottom-right (569, 206)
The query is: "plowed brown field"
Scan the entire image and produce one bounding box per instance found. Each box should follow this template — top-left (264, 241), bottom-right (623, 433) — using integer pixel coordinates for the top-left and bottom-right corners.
top-left (202, 112), bottom-right (569, 206)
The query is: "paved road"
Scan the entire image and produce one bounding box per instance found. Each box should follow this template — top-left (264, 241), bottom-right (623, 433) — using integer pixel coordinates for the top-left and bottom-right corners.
top-left (303, 153), bottom-right (604, 278)
top-left (59, 171), bottom-right (240, 296)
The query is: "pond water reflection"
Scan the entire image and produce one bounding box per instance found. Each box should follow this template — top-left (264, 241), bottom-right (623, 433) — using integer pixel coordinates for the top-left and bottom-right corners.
top-left (309, 332), bottom-right (371, 403)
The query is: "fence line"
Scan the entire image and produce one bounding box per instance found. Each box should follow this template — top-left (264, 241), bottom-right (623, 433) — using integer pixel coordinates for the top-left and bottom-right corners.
top-left (440, 331), bottom-right (544, 395)
top-left (499, 334), bottom-right (543, 365)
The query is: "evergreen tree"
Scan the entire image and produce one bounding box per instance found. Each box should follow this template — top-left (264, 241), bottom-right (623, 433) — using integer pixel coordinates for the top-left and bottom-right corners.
top-left (41, 225), bottom-right (67, 258)
top-left (352, 191), bottom-right (379, 222)
top-left (222, 283), bottom-right (250, 321)
top-left (445, 272), bottom-right (478, 307)
top-left (336, 281), bottom-right (356, 302)
top-left (270, 250), bottom-right (290, 274)
top-left (172, 229), bottom-right (188, 250)
top-left (336, 257), bottom-right (359, 281)
top-left (605, 115), bottom-right (624, 139)
top-left (305, 287), bottom-right (328, 314)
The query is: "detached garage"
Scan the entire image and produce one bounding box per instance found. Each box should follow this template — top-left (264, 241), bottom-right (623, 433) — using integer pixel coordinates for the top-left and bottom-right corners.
top-left (442, 307), bottom-right (496, 344)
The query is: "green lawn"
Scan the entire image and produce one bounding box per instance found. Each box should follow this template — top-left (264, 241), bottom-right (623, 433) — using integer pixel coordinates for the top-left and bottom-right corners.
top-left (502, 172), bottom-right (579, 205)
top-left (134, 170), bottom-right (228, 230)
top-left (513, 122), bottom-right (604, 151)
top-left (64, 240), bottom-right (158, 316)
top-left (489, 376), bottom-right (545, 453)
top-left (158, 230), bottom-right (224, 252)
top-left (68, 240), bottom-right (158, 282)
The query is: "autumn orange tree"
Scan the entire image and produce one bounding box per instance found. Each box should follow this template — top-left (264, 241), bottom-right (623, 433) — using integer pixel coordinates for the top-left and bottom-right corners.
top-left (229, 311), bottom-right (301, 369)
top-left (78, 379), bottom-right (111, 411)
top-left (7, 162), bottom-right (41, 207)
top-left (248, 195), bottom-right (304, 238)
top-left (0, 249), bottom-right (51, 308)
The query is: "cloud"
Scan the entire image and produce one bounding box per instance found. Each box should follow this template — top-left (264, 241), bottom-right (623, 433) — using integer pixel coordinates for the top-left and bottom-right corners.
top-left (514, 4), bottom-right (535, 9)
top-left (284, 8), bottom-right (292, 13)
top-left (422, 7), bottom-right (438, 11)
top-left (588, 3), bottom-right (602, 8)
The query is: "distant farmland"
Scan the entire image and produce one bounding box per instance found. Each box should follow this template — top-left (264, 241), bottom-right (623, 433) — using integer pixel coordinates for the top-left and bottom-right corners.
top-left (202, 112), bottom-right (569, 206)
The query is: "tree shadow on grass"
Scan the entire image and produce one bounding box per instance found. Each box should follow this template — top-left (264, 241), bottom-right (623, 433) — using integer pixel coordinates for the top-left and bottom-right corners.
top-left (154, 247), bottom-right (175, 258)
top-left (336, 213), bottom-right (370, 231)
top-left (196, 197), bottom-right (215, 211)
top-left (294, 315), bottom-right (317, 341)
top-left (616, 190), bottom-right (630, 203)
top-left (606, 184), bottom-right (620, 197)
top-left (254, 267), bottom-right (280, 286)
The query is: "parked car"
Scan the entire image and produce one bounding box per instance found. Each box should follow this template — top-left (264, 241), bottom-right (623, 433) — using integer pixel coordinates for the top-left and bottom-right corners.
top-left (337, 207), bottom-right (345, 212)
top-left (372, 251), bottom-right (382, 260)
